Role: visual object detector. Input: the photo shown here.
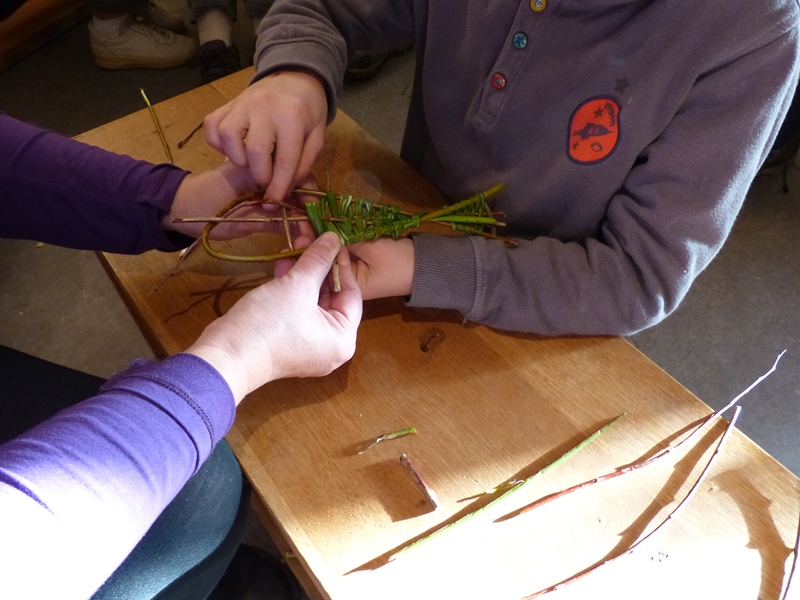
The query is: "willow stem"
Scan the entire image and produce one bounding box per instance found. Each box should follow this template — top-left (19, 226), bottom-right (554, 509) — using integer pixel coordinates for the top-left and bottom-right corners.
top-left (389, 413), bottom-right (626, 561)
top-left (140, 88), bottom-right (172, 164)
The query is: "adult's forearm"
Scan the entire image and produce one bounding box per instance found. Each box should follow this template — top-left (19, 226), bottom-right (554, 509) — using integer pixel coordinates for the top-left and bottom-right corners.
top-left (0, 353), bottom-right (235, 600)
top-left (0, 113), bottom-right (190, 253)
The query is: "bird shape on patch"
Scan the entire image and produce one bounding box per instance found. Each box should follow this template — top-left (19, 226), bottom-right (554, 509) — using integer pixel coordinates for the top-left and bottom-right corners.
top-left (568, 97), bottom-right (621, 164)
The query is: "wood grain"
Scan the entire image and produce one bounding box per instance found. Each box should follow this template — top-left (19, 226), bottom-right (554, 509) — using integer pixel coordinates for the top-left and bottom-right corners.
top-left (76, 69), bottom-right (800, 600)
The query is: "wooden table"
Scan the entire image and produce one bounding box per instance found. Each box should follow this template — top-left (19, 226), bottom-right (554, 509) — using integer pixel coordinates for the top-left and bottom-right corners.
top-left (76, 68), bottom-right (800, 600)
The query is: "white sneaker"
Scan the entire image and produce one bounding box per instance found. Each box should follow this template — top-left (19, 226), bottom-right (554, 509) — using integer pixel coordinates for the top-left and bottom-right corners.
top-left (89, 19), bottom-right (197, 69)
top-left (139, 0), bottom-right (185, 33)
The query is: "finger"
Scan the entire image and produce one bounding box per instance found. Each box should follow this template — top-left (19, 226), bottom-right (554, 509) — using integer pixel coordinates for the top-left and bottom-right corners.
top-left (294, 174), bottom-right (318, 192)
top-left (296, 127), bottom-right (325, 183)
top-left (273, 254), bottom-right (296, 279)
top-left (202, 105), bottom-right (229, 152)
top-left (243, 116), bottom-right (277, 187)
top-left (295, 216), bottom-right (316, 239)
top-left (215, 116), bottom-right (250, 168)
top-left (327, 244), bottom-right (363, 325)
top-left (286, 231), bottom-right (341, 287)
top-left (265, 124), bottom-right (304, 201)
top-left (292, 234), bottom-right (313, 250)
top-left (272, 232), bottom-right (314, 279)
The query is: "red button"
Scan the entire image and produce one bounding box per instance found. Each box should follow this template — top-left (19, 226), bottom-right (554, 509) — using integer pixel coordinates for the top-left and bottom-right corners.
top-left (492, 73), bottom-right (506, 89)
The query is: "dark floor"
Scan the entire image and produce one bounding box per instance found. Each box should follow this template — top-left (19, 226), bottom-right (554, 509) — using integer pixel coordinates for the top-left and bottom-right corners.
top-left (1, 6), bottom-right (799, 489)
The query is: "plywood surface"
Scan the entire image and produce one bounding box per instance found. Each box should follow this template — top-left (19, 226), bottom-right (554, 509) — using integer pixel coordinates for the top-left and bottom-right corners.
top-left (76, 68), bottom-right (800, 600)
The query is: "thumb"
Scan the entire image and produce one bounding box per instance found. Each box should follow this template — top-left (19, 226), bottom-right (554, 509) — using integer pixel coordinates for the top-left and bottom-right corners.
top-left (287, 231), bottom-right (342, 285)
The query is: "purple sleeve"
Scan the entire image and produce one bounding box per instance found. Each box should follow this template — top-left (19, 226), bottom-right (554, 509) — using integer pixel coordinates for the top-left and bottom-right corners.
top-left (0, 113), bottom-right (192, 253)
top-left (0, 353), bottom-right (236, 600)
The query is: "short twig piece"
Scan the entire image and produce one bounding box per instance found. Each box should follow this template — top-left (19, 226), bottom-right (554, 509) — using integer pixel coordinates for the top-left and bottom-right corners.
top-left (400, 453), bottom-right (440, 510)
top-left (140, 88), bottom-right (173, 164)
top-left (358, 427), bottom-right (417, 454)
top-left (177, 121), bottom-right (203, 148)
top-left (331, 261), bottom-right (341, 293)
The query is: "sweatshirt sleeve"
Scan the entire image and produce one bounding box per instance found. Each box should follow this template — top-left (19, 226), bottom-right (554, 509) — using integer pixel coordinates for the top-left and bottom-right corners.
top-left (0, 353), bottom-right (235, 600)
top-left (252, 0), bottom-right (414, 123)
top-left (408, 21), bottom-right (800, 336)
top-left (0, 113), bottom-right (192, 254)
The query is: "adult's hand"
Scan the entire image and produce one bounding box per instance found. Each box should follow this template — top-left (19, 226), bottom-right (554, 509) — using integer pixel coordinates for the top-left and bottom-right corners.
top-left (290, 230), bottom-right (415, 301)
top-left (186, 232), bottom-right (362, 403)
top-left (203, 70), bottom-right (328, 202)
top-left (162, 159), bottom-right (271, 240)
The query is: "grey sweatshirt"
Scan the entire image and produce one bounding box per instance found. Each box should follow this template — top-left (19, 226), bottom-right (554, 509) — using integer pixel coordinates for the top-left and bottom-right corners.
top-left (254, 0), bottom-right (800, 335)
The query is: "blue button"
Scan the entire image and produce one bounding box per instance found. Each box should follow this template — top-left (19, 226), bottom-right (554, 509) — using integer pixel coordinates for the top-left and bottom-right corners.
top-left (513, 33), bottom-right (528, 49)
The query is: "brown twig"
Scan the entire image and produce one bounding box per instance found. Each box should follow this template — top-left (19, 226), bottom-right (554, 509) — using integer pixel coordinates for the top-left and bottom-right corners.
top-left (177, 121), bottom-right (203, 148)
top-left (782, 502), bottom-right (800, 600)
top-left (522, 405), bottom-right (743, 599)
top-left (507, 351), bottom-right (786, 519)
top-left (280, 206), bottom-right (294, 252)
top-left (400, 453), bottom-right (440, 510)
top-left (331, 261), bottom-right (341, 293)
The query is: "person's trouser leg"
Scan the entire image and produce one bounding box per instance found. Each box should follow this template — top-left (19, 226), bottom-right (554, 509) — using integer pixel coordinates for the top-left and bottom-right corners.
top-left (92, 441), bottom-right (250, 600)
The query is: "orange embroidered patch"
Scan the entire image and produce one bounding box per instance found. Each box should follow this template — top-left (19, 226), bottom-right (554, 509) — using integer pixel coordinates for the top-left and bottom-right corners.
top-left (568, 97), bottom-right (621, 164)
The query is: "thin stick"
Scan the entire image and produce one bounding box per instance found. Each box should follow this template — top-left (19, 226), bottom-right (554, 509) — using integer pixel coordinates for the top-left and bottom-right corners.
top-left (140, 88), bottom-right (172, 164)
top-left (781, 505), bottom-right (800, 600)
top-left (510, 351), bottom-right (786, 518)
top-left (280, 206), bottom-right (294, 251)
top-left (331, 261), bottom-right (341, 293)
top-left (389, 413), bottom-right (626, 561)
top-left (400, 453), bottom-right (440, 510)
top-left (523, 405), bottom-right (742, 599)
top-left (174, 216), bottom-right (312, 224)
top-left (358, 427), bottom-right (417, 454)
top-left (177, 121), bottom-right (203, 148)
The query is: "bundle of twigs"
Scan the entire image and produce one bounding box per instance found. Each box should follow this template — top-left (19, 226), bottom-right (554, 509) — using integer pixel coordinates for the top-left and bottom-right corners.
top-left (172, 183), bottom-right (516, 265)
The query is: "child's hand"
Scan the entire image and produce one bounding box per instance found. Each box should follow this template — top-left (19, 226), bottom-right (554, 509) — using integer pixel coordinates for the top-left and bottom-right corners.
top-left (275, 226), bottom-right (415, 300)
top-left (203, 70), bottom-right (328, 202)
top-left (346, 238), bottom-right (415, 300)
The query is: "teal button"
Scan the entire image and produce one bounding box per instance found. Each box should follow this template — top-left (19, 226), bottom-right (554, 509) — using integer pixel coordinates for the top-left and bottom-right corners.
top-left (513, 33), bottom-right (528, 49)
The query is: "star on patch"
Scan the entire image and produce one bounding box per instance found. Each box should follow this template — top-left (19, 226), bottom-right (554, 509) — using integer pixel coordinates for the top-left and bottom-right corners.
top-left (614, 76), bottom-right (631, 94)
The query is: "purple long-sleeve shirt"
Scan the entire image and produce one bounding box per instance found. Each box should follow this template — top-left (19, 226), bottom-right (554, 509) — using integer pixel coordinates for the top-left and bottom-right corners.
top-left (0, 114), bottom-right (236, 599)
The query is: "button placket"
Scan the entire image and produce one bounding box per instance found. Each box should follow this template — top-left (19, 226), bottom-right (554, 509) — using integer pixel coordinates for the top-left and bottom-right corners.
top-left (476, 1), bottom-right (547, 123)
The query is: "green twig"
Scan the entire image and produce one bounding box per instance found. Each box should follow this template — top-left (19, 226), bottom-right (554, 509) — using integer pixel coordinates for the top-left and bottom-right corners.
top-left (389, 413), bottom-right (626, 561)
top-left (140, 88), bottom-right (173, 164)
top-left (358, 427), bottom-right (417, 454)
